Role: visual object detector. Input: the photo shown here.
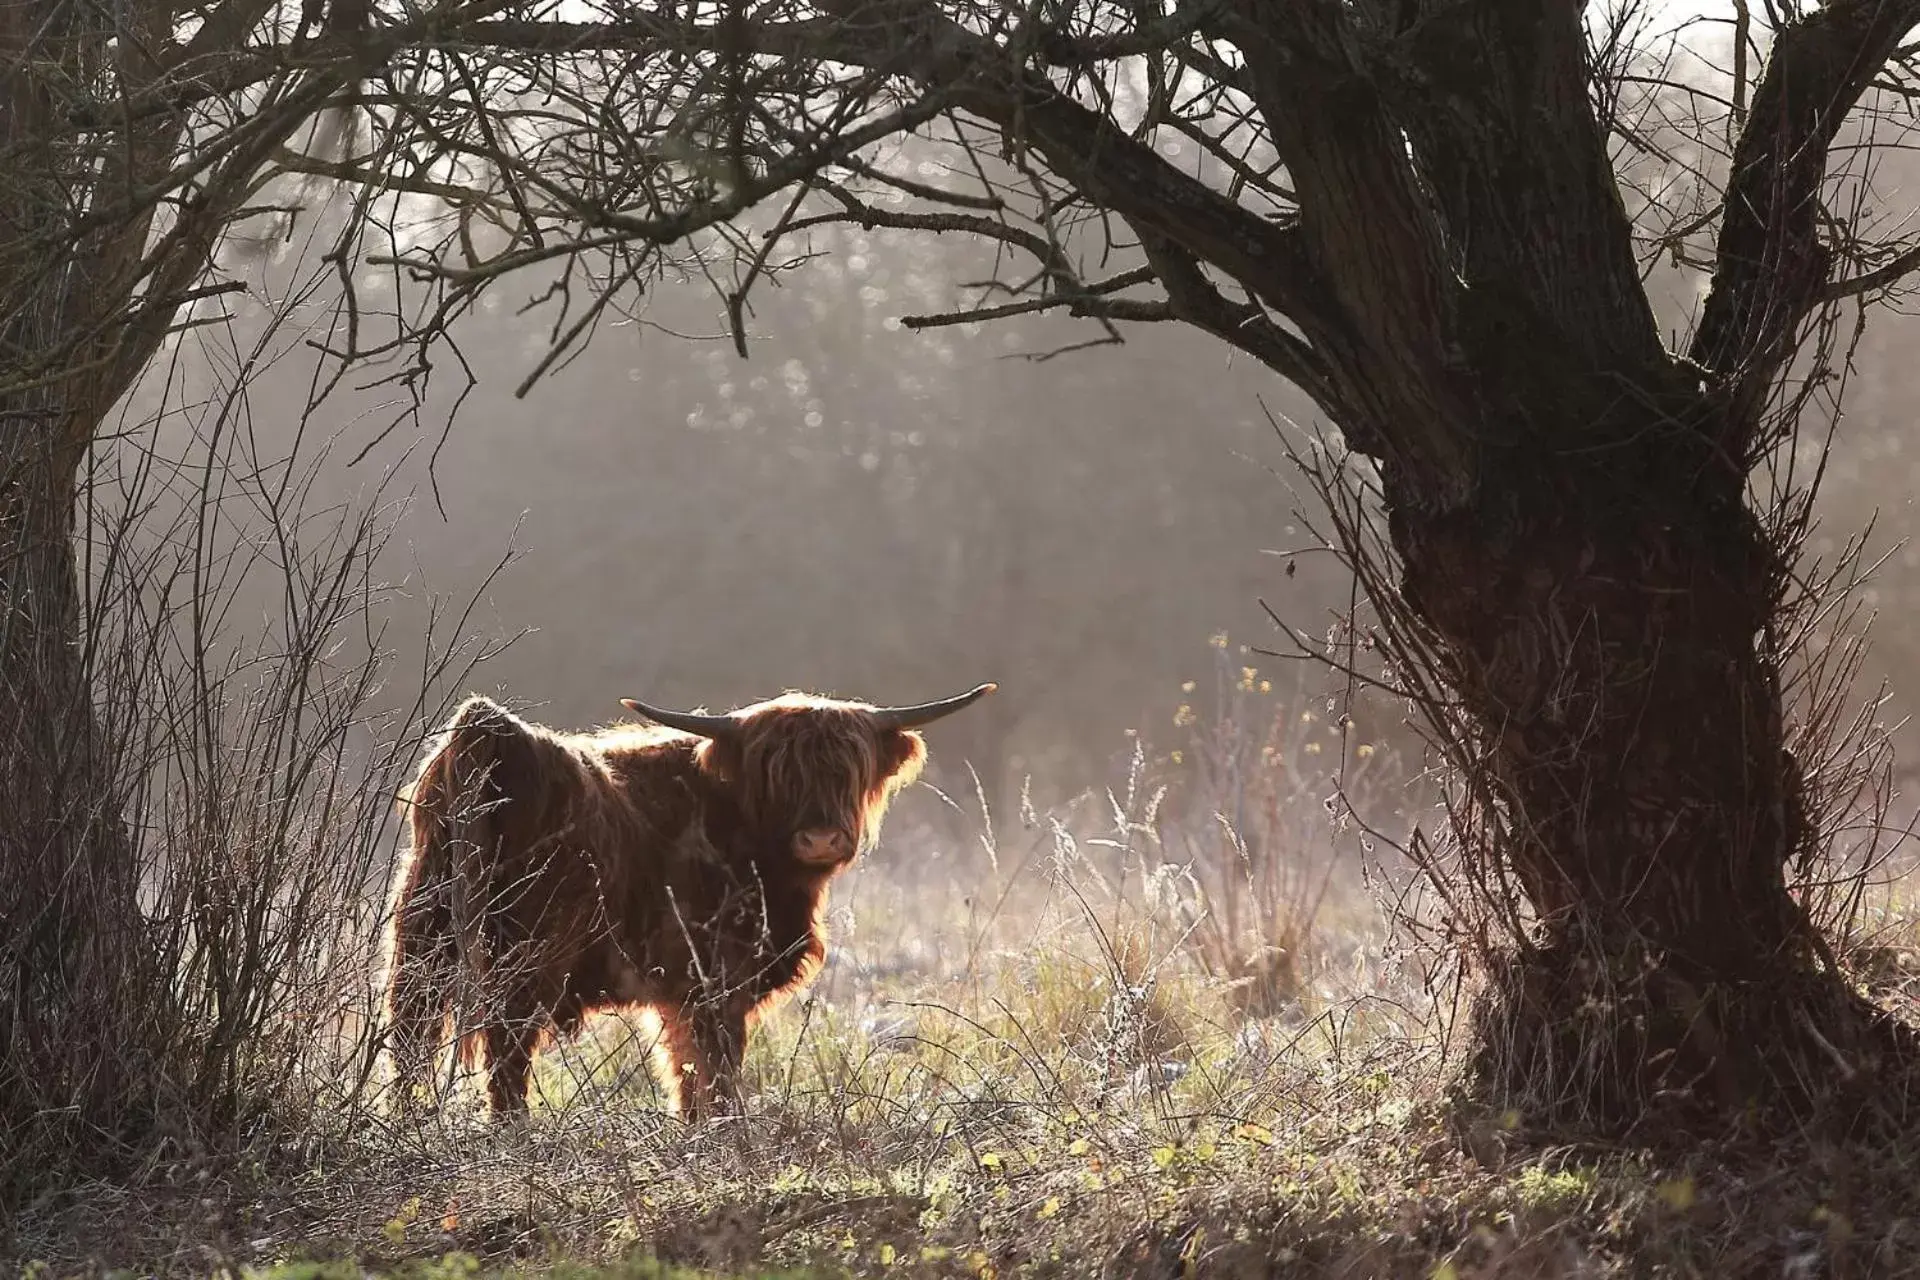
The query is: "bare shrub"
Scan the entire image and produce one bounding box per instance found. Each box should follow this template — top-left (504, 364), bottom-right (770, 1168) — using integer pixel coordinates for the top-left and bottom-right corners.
top-left (1135, 639), bottom-right (1416, 1019)
top-left (0, 280), bottom-right (505, 1204)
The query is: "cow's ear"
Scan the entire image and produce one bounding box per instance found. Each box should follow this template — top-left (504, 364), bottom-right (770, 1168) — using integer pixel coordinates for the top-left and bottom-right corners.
top-left (881, 729), bottom-right (928, 786)
top-left (694, 734), bottom-right (740, 782)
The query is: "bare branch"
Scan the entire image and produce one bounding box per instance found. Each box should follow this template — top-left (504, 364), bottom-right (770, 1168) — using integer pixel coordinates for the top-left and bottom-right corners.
top-left (1822, 240), bottom-right (1920, 301)
top-left (899, 264), bottom-right (1157, 328)
top-left (1691, 0), bottom-right (1920, 432)
top-left (1132, 226), bottom-right (1349, 428)
top-left (366, 92), bottom-right (954, 285)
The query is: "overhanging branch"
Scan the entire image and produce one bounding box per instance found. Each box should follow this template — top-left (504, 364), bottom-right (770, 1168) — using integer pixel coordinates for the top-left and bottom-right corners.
top-left (899, 266), bottom-right (1160, 329)
top-left (1133, 225), bottom-right (1351, 429)
top-left (365, 91), bottom-right (952, 284)
top-left (64, 6), bottom-right (1318, 318)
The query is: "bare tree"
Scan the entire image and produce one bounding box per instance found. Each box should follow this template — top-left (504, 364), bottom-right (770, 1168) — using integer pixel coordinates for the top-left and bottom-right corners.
top-left (0, 0), bottom-right (374, 1146)
top-left (12, 0), bottom-right (1920, 1144)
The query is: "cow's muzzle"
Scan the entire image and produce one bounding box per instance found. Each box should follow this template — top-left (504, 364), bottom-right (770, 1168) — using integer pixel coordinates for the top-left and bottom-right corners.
top-left (792, 828), bottom-right (858, 867)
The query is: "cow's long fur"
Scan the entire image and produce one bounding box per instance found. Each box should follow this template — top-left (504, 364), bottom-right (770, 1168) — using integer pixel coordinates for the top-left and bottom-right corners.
top-left (385, 692), bottom-right (929, 1120)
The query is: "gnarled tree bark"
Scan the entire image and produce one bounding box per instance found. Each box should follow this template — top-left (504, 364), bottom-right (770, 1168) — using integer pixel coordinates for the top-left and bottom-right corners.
top-left (1248, 0), bottom-right (1920, 1126)
top-left (0, 0), bottom-right (163, 1155)
top-left (1390, 399), bottom-right (1909, 1128)
top-left (0, 400), bottom-right (161, 1148)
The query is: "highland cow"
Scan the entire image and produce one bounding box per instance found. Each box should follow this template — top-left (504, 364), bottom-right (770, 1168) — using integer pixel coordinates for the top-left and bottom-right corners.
top-left (383, 682), bottom-right (995, 1121)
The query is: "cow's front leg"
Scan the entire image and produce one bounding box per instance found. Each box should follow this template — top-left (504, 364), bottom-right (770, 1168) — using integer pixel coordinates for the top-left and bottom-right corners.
top-left (691, 996), bottom-right (750, 1118)
top-left (657, 996), bottom-right (748, 1123)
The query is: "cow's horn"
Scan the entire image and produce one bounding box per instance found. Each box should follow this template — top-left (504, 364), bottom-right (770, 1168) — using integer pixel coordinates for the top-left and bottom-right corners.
top-left (620, 698), bottom-right (739, 738)
top-left (870, 682), bottom-right (998, 731)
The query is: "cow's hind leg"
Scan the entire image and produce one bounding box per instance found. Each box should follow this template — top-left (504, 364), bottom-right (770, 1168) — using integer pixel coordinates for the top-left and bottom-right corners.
top-left (652, 1011), bottom-right (697, 1117)
top-left (388, 877), bottom-right (459, 1114)
top-left (480, 960), bottom-right (561, 1118)
top-left (482, 998), bottom-right (547, 1118)
top-left (692, 997), bottom-right (750, 1117)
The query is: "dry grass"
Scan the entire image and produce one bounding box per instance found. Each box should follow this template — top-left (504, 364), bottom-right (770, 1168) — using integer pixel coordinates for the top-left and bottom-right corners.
top-left (12, 907), bottom-right (1920, 1278)
top-left (10, 679), bottom-right (1920, 1280)
top-left (9, 342), bottom-right (1919, 1274)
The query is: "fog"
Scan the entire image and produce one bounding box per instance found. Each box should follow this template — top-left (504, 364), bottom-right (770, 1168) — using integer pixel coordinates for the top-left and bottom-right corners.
top-left (103, 164), bottom-right (1920, 865)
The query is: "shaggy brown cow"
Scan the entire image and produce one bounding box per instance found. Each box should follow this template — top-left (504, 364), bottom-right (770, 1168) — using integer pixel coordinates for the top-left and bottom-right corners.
top-left (384, 682), bottom-right (994, 1121)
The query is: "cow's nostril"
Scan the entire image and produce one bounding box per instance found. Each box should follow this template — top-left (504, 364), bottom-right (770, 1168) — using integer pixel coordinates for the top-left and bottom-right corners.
top-left (793, 829), bottom-right (855, 864)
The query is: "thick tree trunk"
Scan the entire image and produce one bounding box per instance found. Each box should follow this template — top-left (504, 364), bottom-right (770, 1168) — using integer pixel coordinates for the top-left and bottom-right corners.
top-left (0, 2), bottom-right (209, 1175)
top-left (0, 404), bottom-right (163, 1164)
top-left (1390, 417), bottom-right (1914, 1133)
top-left (0, 2), bottom-right (349, 1183)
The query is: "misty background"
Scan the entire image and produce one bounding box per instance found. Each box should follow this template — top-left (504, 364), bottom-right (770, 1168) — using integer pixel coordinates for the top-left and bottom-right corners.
top-left (100, 148), bottom-right (1920, 873)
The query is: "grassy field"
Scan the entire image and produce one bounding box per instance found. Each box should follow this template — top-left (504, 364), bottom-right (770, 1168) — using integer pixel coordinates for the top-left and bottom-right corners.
top-left (10, 665), bottom-right (1920, 1279)
top-left (12, 864), bottom-right (1920, 1278)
